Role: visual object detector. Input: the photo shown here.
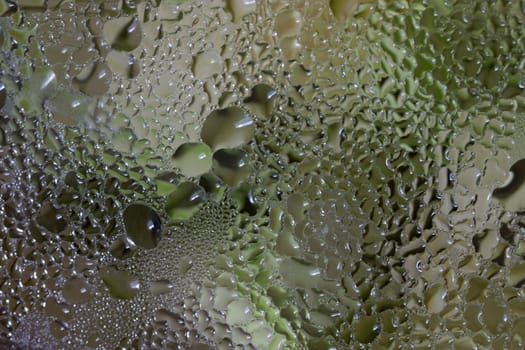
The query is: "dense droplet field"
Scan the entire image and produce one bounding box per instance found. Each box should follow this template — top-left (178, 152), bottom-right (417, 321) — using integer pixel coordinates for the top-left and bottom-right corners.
top-left (1, 0), bottom-right (525, 349)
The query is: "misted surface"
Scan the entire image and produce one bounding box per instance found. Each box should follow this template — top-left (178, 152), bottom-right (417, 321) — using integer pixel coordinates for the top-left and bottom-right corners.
top-left (1, 0), bottom-right (525, 349)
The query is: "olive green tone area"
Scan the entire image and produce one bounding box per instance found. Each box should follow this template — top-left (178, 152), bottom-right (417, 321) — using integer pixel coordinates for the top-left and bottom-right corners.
top-left (1, 0), bottom-right (525, 349)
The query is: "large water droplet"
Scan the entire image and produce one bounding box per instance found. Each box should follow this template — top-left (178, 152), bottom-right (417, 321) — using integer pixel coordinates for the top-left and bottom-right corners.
top-left (212, 148), bottom-right (253, 186)
top-left (493, 159), bottom-right (525, 211)
top-left (226, 0), bottom-right (256, 23)
top-left (172, 142), bottom-right (212, 177)
top-left (99, 266), bottom-right (140, 300)
top-left (329, 0), bottom-right (359, 21)
top-left (165, 182), bottom-right (207, 220)
top-left (123, 203), bottom-right (162, 249)
top-left (193, 50), bottom-right (224, 79)
top-left (62, 278), bottom-right (91, 305)
top-left (103, 16), bottom-right (143, 52)
top-left (201, 107), bottom-right (254, 151)
top-left (73, 61), bottom-right (112, 97)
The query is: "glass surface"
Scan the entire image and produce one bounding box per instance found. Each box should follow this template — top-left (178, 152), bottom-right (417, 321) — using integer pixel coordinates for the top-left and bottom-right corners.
top-left (1, 0), bottom-right (525, 349)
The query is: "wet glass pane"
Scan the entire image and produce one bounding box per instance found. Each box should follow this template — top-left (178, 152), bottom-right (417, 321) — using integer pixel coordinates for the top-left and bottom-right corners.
top-left (1, 0), bottom-right (525, 349)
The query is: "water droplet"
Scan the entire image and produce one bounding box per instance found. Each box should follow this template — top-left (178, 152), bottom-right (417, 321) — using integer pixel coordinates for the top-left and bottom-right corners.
top-left (47, 88), bottom-right (91, 125)
top-left (103, 16), bottom-right (143, 52)
top-left (99, 266), bottom-right (140, 300)
top-left (0, 81), bottom-right (5, 109)
top-left (226, 0), bottom-right (256, 22)
top-left (179, 256), bottom-right (193, 274)
top-left (62, 278), bottom-right (91, 305)
top-left (244, 84), bottom-right (277, 119)
top-left (193, 50), bottom-right (224, 79)
top-left (109, 236), bottom-right (137, 259)
top-left (424, 283), bottom-right (447, 313)
top-left (149, 280), bottom-right (174, 296)
top-left (329, 0), bottom-right (359, 21)
top-left (274, 9), bottom-right (302, 40)
top-left (279, 258), bottom-right (321, 289)
top-left (106, 50), bottom-right (140, 78)
top-left (123, 203), bottom-right (162, 249)
top-left (232, 184), bottom-right (258, 215)
top-left (201, 107), bottom-right (254, 151)
top-left (199, 171), bottom-right (226, 199)
top-left (36, 204), bottom-right (67, 234)
top-left (25, 66), bottom-right (57, 101)
top-left (73, 61), bottom-right (112, 97)
top-left (165, 182), bottom-right (207, 220)
top-left (172, 142), bottom-right (212, 177)
top-left (212, 148), bottom-right (252, 186)
top-left (354, 315), bottom-right (380, 344)
top-left (0, 1), bottom-right (17, 17)
top-left (493, 159), bottom-right (525, 211)
top-left (226, 299), bottom-right (252, 325)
